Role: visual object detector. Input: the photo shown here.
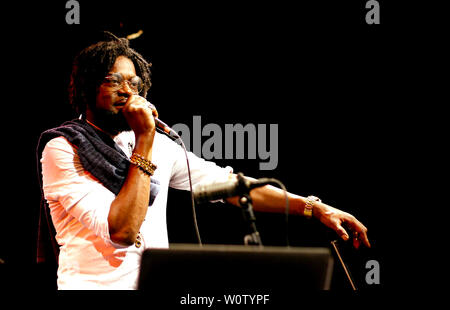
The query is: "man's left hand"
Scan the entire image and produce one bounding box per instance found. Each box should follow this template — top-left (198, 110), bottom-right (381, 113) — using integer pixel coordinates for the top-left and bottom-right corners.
top-left (313, 202), bottom-right (371, 249)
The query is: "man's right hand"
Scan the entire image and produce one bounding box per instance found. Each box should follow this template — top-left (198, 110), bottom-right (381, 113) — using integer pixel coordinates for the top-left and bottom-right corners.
top-left (122, 95), bottom-right (158, 141)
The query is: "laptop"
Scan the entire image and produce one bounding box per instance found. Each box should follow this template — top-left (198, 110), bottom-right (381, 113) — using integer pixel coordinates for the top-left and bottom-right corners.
top-left (138, 244), bottom-right (333, 303)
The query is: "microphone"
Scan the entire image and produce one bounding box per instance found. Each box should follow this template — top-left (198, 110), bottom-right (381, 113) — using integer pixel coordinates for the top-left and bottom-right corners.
top-left (154, 118), bottom-right (180, 140)
top-left (193, 174), bottom-right (273, 204)
top-left (146, 101), bottom-right (180, 140)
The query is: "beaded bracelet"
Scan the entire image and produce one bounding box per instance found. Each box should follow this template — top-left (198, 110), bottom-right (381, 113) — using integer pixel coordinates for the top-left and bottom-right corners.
top-left (130, 152), bottom-right (157, 176)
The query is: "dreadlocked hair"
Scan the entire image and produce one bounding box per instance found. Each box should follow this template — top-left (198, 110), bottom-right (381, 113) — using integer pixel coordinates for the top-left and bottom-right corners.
top-left (68, 31), bottom-right (152, 116)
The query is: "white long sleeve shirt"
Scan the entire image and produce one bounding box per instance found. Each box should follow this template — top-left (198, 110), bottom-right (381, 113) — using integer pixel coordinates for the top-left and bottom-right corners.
top-left (41, 130), bottom-right (232, 289)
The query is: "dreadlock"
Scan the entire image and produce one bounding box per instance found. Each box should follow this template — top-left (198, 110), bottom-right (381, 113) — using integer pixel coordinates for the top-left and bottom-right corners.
top-left (68, 31), bottom-right (152, 116)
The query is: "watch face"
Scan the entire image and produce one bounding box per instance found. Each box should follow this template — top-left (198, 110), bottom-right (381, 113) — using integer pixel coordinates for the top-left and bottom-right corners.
top-left (309, 196), bottom-right (321, 202)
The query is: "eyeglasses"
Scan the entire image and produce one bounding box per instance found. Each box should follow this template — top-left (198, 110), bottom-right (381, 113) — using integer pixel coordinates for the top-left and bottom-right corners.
top-left (102, 72), bottom-right (143, 94)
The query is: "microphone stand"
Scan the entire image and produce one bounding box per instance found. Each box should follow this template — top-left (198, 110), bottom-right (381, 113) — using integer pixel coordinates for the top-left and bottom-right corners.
top-left (236, 173), bottom-right (263, 247)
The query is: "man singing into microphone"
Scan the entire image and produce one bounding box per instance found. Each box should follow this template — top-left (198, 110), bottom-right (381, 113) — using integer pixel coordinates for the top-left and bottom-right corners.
top-left (37, 32), bottom-right (370, 289)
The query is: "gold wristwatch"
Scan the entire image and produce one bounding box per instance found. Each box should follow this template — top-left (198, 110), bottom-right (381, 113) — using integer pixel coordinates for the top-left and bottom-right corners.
top-left (304, 196), bottom-right (321, 219)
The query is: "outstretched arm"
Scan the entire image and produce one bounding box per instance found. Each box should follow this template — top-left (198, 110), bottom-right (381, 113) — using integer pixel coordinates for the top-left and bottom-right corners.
top-left (226, 178), bottom-right (370, 249)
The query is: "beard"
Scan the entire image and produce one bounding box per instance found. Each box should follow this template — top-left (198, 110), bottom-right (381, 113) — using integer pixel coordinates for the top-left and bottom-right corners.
top-left (91, 108), bottom-right (131, 135)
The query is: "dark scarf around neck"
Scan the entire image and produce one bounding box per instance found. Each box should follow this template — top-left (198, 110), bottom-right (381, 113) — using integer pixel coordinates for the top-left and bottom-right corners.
top-left (36, 118), bottom-right (160, 264)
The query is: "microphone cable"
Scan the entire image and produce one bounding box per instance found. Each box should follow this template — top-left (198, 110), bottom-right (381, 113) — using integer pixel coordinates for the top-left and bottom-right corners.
top-left (267, 178), bottom-right (290, 247)
top-left (249, 177), bottom-right (290, 247)
top-left (179, 137), bottom-right (203, 246)
top-left (156, 127), bottom-right (203, 246)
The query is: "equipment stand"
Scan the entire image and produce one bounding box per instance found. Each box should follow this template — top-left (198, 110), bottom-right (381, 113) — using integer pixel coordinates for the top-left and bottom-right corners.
top-left (236, 173), bottom-right (263, 247)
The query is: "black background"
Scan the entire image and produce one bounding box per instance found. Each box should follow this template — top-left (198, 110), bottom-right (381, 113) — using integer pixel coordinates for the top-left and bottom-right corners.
top-left (0, 0), bottom-right (436, 301)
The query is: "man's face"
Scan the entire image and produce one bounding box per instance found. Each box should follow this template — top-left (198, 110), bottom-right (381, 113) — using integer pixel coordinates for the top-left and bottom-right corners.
top-left (90, 55), bottom-right (139, 134)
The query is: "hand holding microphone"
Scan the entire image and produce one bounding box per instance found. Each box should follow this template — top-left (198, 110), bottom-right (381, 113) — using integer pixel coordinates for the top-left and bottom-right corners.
top-left (144, 102), bottom-right (180, 140)
top-left (121, 94), bottom-right (158, 138)
top-left (122, 95), bottom-right (179, 140)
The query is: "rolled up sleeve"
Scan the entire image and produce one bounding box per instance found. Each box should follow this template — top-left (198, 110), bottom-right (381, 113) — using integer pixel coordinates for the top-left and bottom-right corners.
top-left (169, 141), bottom-right (233, 194)
top-left (41, 137), bottom-right (125, 248)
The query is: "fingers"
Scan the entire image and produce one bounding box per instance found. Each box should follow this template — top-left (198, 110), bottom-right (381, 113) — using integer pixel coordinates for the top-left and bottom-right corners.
top-left (125, 95), bottom-right (150, 110)
top-left (335, 216), bottom-right (371, 249)
top-left (357, 227), bottom-right (371, 248)
top-left (122, 95), bottom-right (157, 136)
top-left (335, 222), bottom-right (350, 242)
top-left (137, 97), bottom-right (159, 118)
top-left (353, 234), bottom-right (361, 249)
top-left (148, 102), bottom-right (159, 119)
top-left (346, 218), bottom-right (371, 249)
top-left (125, 96), bottom-right (159, 118)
